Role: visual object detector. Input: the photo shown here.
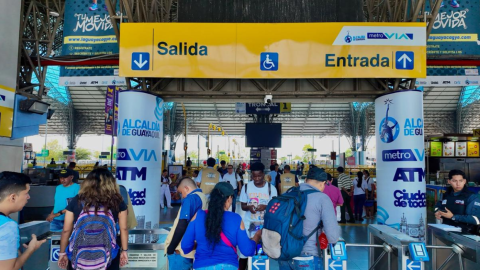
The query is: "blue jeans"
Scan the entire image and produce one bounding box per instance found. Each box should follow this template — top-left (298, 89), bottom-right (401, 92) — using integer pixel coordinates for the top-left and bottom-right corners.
top-left (278, 254), bottom-right (324, 270)
top-left (168, 254), bottom-right (193, 270)
top-left (353, 194), bottom-right (366, 217)
top-left (50, 219), bottom-right (64, 232)
top-left (195, 264), bottom-right (237, 270)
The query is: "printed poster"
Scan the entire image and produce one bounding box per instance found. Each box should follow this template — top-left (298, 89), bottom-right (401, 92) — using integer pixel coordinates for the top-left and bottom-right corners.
top-left (443, 142), bottom-right (455, 157)
top-left (430, 142), bottom-right (443, 157)
top-left (104, 86), bottom-right (119, 136)
top-left (455, 142), bottom-right (467, 156)
top-left (59, 0), bottom-right (124, 86)
top-left (468, 141), bottom-right (480, 157)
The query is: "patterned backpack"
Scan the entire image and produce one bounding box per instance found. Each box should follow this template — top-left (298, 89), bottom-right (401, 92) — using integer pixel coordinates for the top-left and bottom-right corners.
top-left (67, 204), bottom-right (119, 270)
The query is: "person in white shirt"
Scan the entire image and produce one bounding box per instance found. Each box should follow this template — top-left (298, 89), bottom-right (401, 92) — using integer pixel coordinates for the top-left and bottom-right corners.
top-left (160, 169), bottom-right (173, 209)
top-left (239, 162), bottom-right (277, 270)
top-left (221, 164), bottom-right (242, 213)
top-left (352, 171), bottom-right (368, 222)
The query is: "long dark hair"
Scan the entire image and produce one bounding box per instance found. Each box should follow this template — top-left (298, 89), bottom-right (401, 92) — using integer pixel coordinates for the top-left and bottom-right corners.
top-left (205, 188), bottom-right (229, 246)
top-left (356, 171), bottom-right (364, 188)
top-left (79, 168), bottom-right (123, 215)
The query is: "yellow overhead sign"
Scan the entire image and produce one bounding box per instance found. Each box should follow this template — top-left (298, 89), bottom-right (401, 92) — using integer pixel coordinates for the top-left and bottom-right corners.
top-left (120, 23), bottom-right (426, 79)
top-left (0, 84), bottom-right (15, 137)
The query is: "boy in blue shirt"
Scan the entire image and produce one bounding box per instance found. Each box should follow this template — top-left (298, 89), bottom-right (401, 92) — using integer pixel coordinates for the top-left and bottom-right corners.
top-left (0, 171), bottom-right (46, 269)
top-left (46, 169), bottom-right (80, 232)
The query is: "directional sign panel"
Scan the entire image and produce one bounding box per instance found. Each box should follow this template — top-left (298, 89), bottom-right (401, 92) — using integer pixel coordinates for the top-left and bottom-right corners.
top-left (236, 102), bottom-right (291, 114)
top-left (328, 259), bottom-right (343, 270)
top-left (395, 51), bottom-right (414, 70)
top-left (251, 256), bottom-right (268, 270)
top-left (406, 260), bottom-right (422, 270)
top-left (120, 23), bottom-right (426, 78)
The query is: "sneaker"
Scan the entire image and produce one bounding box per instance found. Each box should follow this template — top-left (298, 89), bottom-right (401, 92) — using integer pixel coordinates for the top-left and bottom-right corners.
top-left (167, 206), bottom-right (173, 209)
top-left (89, 4), bottom-right (98, 11)
top-left (450, 0), bottom-right (460, 8)
top-left (339, 220), bottom-right (347, 224)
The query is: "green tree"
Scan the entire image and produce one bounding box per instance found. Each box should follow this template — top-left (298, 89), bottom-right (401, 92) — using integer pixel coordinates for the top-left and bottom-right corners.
top-left (345, 148), bottom-right (353, 157)
top-left (302, 144), bottom-right (314, 163)
top-left (280, 157), bottom-right (287, 163)
top-left (217, 150), bottom-right (230, 164)
top-left (293, 155), bottom-right (303, 161)
top-left (75, 147), bottom-right (92, 160)
top-left (45, 139), bottom-right (65, 162)
top-left (187, 150), bottom-right (198, 160)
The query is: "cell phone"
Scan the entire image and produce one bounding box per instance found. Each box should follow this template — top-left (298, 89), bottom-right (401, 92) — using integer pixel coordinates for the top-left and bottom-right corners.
top-left (24, 232), bottom-right (51, 246)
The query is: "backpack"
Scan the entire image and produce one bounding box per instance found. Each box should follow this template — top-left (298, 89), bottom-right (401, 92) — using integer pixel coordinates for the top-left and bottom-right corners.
top-left (262, 186), bottom-right (322, 261)
top-left (67, 204), bottom-right (119, 270)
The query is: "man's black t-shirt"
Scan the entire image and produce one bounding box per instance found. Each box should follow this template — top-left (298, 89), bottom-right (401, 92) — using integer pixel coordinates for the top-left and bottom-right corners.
top-left (66, 195), bottom-right (127, 223)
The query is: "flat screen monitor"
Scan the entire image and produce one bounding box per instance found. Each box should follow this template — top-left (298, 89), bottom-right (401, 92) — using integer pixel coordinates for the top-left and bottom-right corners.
top-left (245, 123), bottom-right (282, 148)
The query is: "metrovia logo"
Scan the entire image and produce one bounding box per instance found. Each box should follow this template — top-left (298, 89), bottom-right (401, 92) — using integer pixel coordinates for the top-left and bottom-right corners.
top-left (367, 32), bottom-right (413, 40)
top-left (128, 188), bottom-right (146, 205)
top-left (0, 95), bottom-right (5, 101)
top-left (116, 167), bottom-right (147, 181)
top-left (382, 149), bottom-right (424, 162)
top-left (393, 168), bottom-right (425, 182)
top-left (117, 148), bottom-right (157, 161)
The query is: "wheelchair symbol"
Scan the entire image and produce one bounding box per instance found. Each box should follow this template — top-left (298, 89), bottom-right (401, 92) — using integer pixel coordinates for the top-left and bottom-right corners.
top-left (262, 54), bottom-right (276, 70)
top-left (260, 52), bottom-right (278, 71)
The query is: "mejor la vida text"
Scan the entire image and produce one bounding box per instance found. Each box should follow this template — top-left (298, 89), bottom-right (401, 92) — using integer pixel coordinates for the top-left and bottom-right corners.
top-left (122, 119), bottom-right (161, 138)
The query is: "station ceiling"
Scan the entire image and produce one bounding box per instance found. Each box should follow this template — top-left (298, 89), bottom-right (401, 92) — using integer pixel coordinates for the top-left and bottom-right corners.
top-left (39, 85), bottom-right (480, 139)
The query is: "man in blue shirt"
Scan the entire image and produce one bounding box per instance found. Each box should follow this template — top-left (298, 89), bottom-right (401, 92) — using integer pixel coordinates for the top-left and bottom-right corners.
top-left (217, 160), bottom-right (228, 177)
top-left (46, 169), bottom-right (80, 232)
top-left (0, 172), bottom-right (46, 270)
top-left (165, 177), bottom-right (207, 270)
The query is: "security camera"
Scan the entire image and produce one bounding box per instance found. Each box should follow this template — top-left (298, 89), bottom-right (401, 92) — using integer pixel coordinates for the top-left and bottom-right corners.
top-left (264, 94), bottom-right (273, 104)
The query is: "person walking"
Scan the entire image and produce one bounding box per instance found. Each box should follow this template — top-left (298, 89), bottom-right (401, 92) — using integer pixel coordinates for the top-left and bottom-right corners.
top-left (363, 170), bottom-right (374, 219)
top-left (57, 168), bottom-right (129, 270)
top-left (322, 173), bottom-right (344, 217)
top-left (165, 177), bottom-right (207, 270)
top-left (181, 182), bottom-right (261, 270)
top-left (221, 165), bottom-right (242, 213)
top-left (276, 165), bottom-right (299, 195)
top-left (277, 167), bottom-right (340, 270)
top-left (352, 171), bottom-right (368, 222)
top-left (337, 167), bottom-right (355, 223)
top-left (160, 169), bottom-right (173, 209)
top-left (195, 157), bottom-right (222, 197)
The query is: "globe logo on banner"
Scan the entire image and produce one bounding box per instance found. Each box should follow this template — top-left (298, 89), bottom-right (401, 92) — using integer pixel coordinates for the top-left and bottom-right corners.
top-left (344, 31), bottom-right (352, 43)
top-left (154, 97), bottom-right (163, 121)
top-left (379, 101), bottom-right (399, 143)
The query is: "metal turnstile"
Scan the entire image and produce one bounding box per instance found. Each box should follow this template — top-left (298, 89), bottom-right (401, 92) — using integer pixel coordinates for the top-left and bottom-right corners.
top-left (427, 224), bottom-right (480, 270)
top-left (18, 221), bottom-right (51, 270)
top-left (369, 224), bottom-right (427, 270)
top-left (324, 238), bottom-right (347, 270)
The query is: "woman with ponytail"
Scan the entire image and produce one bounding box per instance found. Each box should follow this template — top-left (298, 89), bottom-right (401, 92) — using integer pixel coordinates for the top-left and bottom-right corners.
top-left (182, 182), bottom-right (261, 270)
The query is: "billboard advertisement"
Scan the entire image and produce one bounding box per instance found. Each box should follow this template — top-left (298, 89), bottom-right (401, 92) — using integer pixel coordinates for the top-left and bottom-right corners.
top-left (375, 90), bottom-right (426, 241)
top-left (419, 1), bottom-right (480, 84)
top-left (117, 91), bottom-right (163, 242)
top-left (105, 85), bottom-right (119, 136)
top-left (120, 22), bottom-right (426, 79)
top-left (60, 0), bottom-right (124, 86)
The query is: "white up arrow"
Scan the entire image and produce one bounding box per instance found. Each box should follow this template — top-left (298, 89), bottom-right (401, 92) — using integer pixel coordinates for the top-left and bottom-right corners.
top-left (397, 53), bottom-right (412, 68)
top-left (134, 54), bottom-right (148, 69)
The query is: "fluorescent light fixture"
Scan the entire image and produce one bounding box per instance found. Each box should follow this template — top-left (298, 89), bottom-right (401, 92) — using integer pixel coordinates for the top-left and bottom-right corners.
top-left (19, 99), bottom-right (50, 114)
top-left (49, 11), bottom-right (59, 17)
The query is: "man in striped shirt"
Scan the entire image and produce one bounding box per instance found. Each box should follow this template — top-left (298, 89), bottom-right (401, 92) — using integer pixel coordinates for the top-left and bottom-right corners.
top-left (337, 167), bottom-right (355, 223)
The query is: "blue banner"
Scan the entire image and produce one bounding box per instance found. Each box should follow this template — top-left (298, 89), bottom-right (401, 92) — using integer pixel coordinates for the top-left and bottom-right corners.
top-left (426, 1), bottom-right (480, 76)
top-left (60, 0), bottom-right (124, 86)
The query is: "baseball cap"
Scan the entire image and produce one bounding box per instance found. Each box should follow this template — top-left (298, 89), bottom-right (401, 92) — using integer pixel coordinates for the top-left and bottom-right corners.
top-left (59, 169), bottom-right (74, 178)
top-left (214, 182), bottom-right (235, 197)
top-left (306, 166), bottom-right (327, 182)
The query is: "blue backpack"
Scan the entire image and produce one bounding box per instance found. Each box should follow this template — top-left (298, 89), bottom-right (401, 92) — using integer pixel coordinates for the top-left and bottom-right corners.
top-left (262, 187), bottom-right (322, 261)
top-left (67, 205), bottom-right (119, 270)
